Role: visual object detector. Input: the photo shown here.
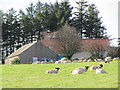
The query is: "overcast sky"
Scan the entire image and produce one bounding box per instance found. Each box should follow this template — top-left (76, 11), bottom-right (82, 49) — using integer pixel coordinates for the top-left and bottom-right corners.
top-left (0, 0), bottom-right (119, 46)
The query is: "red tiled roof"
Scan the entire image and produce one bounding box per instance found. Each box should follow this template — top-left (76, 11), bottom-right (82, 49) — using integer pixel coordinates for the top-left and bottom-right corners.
top-left (81, 38), bottom-right (109, 51)
top-left (40, 38), bottom-right (109, 52)
top-left (40, 40), bottom-right (58, 52)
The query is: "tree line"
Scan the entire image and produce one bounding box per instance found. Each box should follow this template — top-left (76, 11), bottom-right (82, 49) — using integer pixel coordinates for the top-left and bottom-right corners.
top-left (1, 0), bottom-right (108, 62)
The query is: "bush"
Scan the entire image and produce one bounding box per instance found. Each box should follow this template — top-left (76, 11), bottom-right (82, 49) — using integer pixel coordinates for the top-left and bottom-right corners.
top-left (11, 58), bottom-right (20, 64)
top-left (107, 46), bottom-right (119, 58)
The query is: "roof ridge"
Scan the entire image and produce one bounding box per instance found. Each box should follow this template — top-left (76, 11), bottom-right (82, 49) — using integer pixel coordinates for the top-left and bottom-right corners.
top-left (6, 41), bottom-right (37, 59)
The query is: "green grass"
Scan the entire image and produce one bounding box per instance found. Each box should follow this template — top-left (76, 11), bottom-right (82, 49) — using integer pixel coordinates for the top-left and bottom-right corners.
top-left (0, 64), bottom-right (2, 89)
top-left (1, 60), bottom-right (119, 88)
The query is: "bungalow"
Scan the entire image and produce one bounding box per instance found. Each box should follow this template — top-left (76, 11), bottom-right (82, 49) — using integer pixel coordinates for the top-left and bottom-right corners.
top-left (5, 41), bottom-right (58, 64)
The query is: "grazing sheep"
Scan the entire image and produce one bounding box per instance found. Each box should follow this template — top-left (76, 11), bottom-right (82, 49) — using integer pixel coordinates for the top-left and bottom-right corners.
top-left (113, 57), bottom-right (119, 60)
top-left (55, 58), bottom-right (69, 64)
top-left (72, 60), bottom-right (79, 63)
top-left (96, 67), bottom-right (107, 74)
top-left (83, 59), bottom-right (87, 62)
top-left (104, 57), bottom-right (112, 63)
top-left (87, 59), bottom-right (93, 62)
top-left (72, 66), bottom-right (89, 74)
top-left (46, 68), bottom-right (60, 74)
top-left (60, 58), bottom-right (67, 61)
top-left (96, 59), bottom-right (103, 62)
top-left (78, 60), bottom-right (83, 62)
top-left (90, 64), bottom-right (103, 70)
top-left (41, 61), bottom-right (47, 64)
top-left (94, 59), bottom-right (97, 62)
top-left (55, 60), bottom-right (62, 64)
top-left (94, 59), bottom-right (102, 62)
top-left (63, 60), bottom-right (71, 63)
top-left (0, 61), bottom-right (2, 64)
top-left (35, 61), bottom-right (41, 64)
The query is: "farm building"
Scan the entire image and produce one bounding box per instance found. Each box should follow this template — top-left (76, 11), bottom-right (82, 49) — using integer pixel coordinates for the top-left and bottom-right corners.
top-left (41, 38), bottom-right (109, 59)
top-left (5, 37), bottom-right (109, 64)
top-left (5, 41), bottom-right (58, 64)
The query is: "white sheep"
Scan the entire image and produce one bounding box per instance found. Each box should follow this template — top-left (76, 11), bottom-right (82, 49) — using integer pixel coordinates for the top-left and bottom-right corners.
top-left (94, 59), bottom-right (97, 62)
top-left (104, 57), bottom-right (112, 63)
top-left (87, 59), bottom-right (93, 62)
top-left (55, 60), bottom-right (62, 64)
top-left (0, 61), bottom-right (2, 64)
top-left (90, 64), bottom-right (103, 70)
top-left (46, 68), bottom-right (60, 74)
top-left (96, 59), bottom-right (103, 62)
top-left (60, 58), bottom-right (67, 61)
top-left (113, 57), bottom-right (119, 60)
top-left (63, 60), bottom-right (71, 63)
top-left (72, 66), bottom-right (89, 74)
top-left (96, 67), bottom-right (107, 74)
top-left (72, 60), bottom-right (79, 63)
top-left (41, 61), bottom-right (47, 64)
top-left (83, 59), bottom-right (87, 62)
top-left (78, 60), bottom-right (83, 62)
top-left (35, 61), bottom-right (41, 64)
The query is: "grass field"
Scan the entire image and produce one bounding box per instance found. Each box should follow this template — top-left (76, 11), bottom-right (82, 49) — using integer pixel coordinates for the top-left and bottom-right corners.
top-left (0, 64), bottom-right (2, 89)
top-left (1, 60), bottom-right (119, 88)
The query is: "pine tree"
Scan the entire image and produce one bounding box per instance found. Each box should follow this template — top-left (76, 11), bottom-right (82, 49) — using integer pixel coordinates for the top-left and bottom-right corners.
top-left (35, 1), bottom-right (44, 39)
top-left (0, 10), bottom-right (3, 62)
top-left (26, 3), bottom-right (36, 43)
top-left (84, 4), bottom-right (107, 38)
top-left (2, 8), bottom-right (20, 62)
top-left (52, 0), bottom-right (73, 30)
top-left (72, 0), bottom-right (88, 39)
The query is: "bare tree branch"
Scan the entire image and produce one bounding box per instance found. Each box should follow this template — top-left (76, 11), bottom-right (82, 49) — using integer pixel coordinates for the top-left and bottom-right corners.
top-left (55, 24), bottom-right (81, 59)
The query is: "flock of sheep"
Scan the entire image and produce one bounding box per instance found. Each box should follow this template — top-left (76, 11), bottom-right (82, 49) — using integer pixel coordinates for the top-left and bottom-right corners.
top-left (46, 64), bottom-right (106, 74)
top-left (34, 57), bottom-right (119, 64)
top-left (46, 57), bottom-right (119, 74)
top-left (55, 57), bottom-right (118, 64)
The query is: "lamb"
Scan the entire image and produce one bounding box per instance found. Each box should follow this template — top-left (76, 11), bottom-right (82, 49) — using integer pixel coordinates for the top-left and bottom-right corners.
top-left (90, 64), bottom-right (103, 70)
top-left (104, 57), bottom-right (112, 63)
top-left (72, 66), bottom-right (89, 74)
top-left (96, 67), bottom-right (107, 74)
top-left (46, 68), bottom-right (60, 74)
